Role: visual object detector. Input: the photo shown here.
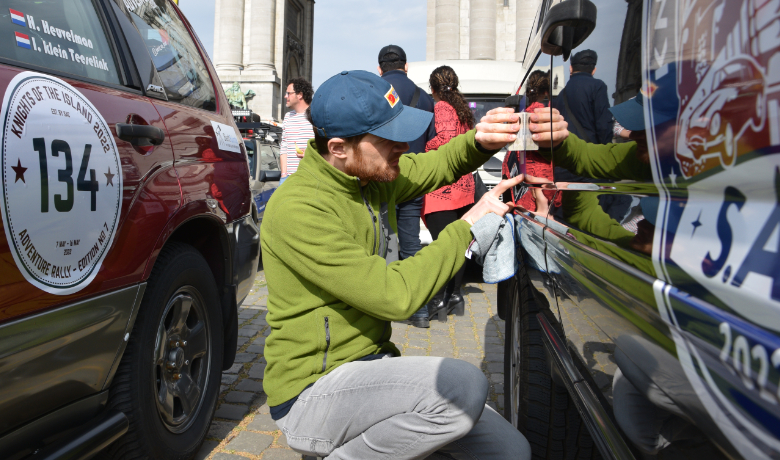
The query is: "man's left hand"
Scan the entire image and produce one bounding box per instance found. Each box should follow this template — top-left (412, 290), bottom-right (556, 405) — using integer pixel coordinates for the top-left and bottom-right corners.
top-left (475, 107), bottom-right (521, 151)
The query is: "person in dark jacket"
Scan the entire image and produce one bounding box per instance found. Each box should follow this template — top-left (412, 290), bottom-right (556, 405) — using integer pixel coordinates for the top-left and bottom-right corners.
top-left (552, 49), bottom-right (613, 144)
top-left (378, 45), bottom-right (437, 326)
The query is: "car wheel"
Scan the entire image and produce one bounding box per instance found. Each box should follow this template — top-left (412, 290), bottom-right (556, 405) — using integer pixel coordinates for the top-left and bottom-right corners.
top-left (504, 266), bottom-right (600, 460)
top-left (101, 242), bottom-right (223, 460)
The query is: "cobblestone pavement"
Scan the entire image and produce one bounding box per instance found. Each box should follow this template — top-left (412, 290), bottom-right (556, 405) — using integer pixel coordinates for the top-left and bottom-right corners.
top-left (197, 270), bottom-right (507, 460)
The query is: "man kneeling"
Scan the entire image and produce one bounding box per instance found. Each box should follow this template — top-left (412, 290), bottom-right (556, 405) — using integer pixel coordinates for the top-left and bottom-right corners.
top-left (260, 70), bottom-right (566, 459)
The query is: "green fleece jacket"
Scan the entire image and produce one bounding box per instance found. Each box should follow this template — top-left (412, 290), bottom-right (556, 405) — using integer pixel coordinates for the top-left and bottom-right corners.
top-left (260, 130), bottom-right (495, 406)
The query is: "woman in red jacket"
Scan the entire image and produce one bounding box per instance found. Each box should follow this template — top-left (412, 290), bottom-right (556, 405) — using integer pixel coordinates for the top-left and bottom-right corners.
top-left (418, 65), bottom-right (476, 325)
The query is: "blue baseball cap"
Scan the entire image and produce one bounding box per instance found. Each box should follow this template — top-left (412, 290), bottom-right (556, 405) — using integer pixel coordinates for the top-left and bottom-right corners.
top-left (310, 70), bottom-right (433, 142)
top-left (609, 64), bottom-right (679, 131)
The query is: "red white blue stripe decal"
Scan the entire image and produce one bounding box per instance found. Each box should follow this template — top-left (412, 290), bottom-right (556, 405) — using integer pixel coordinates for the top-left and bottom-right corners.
top-left (9, 9), bottom-right (25, 27)
top-left (14, 31), bottom-right (30, 49)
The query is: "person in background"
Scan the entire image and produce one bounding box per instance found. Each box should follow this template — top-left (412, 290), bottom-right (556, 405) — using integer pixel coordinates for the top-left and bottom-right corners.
top-left (552, 49), bottom-right (612, 145)
top-left (280, 77), bottom-right (314, 185)
top-left (378, 44), bottom-right (436, 327)
top-left (419, 65), bottom-right (475, 326)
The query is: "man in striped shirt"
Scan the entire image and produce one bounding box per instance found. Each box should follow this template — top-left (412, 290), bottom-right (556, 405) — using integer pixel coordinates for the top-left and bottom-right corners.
top-left (280, 78), bottom-right (315, 184)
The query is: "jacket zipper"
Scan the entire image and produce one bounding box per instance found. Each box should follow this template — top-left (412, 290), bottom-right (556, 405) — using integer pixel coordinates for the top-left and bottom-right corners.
top-left (359, 183), bottom-right (378, 255)
top-left (322, 317), bottom-right (330, 372)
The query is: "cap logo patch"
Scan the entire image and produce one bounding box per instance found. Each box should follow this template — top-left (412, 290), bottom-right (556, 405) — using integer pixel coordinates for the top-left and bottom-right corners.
top-left (385, 86), bottom-right (400, 108)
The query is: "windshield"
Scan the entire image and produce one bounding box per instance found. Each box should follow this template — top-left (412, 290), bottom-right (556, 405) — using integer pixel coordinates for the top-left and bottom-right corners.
top-left (467, 99), bottom-right (506, 123)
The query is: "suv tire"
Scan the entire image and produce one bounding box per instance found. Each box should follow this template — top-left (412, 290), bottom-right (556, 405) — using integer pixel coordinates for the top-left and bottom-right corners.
top-left (504, 267), bottom-right (600, 460)
top-left (102, 242), bottom-right (223, 460)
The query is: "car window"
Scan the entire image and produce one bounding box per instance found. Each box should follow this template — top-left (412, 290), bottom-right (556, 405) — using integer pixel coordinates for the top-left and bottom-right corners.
top-left (245, 140), bottom-right (258, 178)
top-left (116, 0), bottom-right (216, 111)
top-left (0, 0), bottom-right (121, 84)
top-left (260, 144), bottom-right (279, 171)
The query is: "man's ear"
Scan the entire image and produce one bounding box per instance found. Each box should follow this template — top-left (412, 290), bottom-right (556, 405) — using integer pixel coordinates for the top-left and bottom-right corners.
top-left (569, 65), bottom-right (573, 75)
top-left (328, 138), bottom-right (348, 159)
top-left (404, 62), bottom-right (409, 73)
top-left (592, 67), bottom-right (597, 75)
top-left (377, 65), bottom-right (383, 76)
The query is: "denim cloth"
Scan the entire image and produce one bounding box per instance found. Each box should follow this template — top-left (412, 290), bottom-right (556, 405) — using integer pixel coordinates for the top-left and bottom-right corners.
top-left (469, 213), bottom-right (517, 283)
top-left (275, 356), bottom-right (531, 459)
top-left (396, 196), bottom-right (423, 260)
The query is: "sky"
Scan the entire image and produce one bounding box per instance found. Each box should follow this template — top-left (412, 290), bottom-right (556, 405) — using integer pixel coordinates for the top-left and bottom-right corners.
top-left (179, 0), bottom-right (428, 88)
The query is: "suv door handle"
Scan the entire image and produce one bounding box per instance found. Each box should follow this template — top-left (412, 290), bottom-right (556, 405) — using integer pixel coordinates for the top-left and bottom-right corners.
top-left (116, 123), bottom-right (166, 146)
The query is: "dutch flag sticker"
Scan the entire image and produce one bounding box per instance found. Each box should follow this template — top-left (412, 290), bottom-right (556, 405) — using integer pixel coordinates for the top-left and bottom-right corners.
top-left (9, 9), bottom-right (26, 27)
top-left (15, 31), bottom-right (31, 49)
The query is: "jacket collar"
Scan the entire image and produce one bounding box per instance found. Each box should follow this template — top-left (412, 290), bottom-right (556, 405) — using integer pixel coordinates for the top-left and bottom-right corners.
top-left (570, 72), bottom-right (593, 79)
top-left (296, 138), bottom-right (363, 194)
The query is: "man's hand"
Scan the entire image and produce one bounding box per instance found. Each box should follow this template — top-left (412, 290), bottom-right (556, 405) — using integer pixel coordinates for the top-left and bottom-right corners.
top-left (474, 107), bottom-right (521, 151)
top-left (529, 107), bottom-right (569, 148)
top-left (460, 174), bottom-right (523, 225)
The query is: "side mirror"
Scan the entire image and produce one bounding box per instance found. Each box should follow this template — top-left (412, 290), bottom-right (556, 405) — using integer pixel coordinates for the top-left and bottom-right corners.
top-left (259, 170), bottom-right (282, 182)
top-left (540, 0), bottom-right (597, 60)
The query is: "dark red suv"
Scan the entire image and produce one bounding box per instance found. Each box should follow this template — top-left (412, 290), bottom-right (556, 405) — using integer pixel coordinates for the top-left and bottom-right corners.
top-left (0, 1), bottom-right (259, 458)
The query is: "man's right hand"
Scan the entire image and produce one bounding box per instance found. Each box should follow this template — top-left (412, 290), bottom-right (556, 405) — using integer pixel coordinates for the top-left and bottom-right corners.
top-left (460, 174), bottom-right (523, 225)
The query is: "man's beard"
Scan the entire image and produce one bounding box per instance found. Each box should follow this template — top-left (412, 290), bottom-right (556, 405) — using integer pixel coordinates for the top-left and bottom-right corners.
top-left (344, 143), bottom-right (400, 182)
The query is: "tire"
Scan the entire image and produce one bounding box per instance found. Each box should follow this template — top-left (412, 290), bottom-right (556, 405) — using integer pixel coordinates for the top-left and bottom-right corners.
top-left (101, 242), bottom-right (223, 460)
top-left (504, 267), bottom-right (600, 460)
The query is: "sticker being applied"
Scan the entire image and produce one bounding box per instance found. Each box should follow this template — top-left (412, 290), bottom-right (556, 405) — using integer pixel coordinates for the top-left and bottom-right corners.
top-left (0, 72), bottom-right (122, 295)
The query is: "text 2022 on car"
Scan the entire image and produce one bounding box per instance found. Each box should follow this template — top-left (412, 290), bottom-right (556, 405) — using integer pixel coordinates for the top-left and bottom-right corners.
top-left (0, 0), bottom-right (259, 458)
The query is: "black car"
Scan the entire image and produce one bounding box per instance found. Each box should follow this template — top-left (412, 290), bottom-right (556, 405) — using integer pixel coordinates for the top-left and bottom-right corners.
top-left (501, 0), bottom-right (780, 457)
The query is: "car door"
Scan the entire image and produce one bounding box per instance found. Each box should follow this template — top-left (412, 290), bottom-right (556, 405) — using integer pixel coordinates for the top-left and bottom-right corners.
top-left (109, 0), bottom-right (258, 304)
top-left (253, 142), bottom-right (280, 225)
top-left (0, 0), bottom-right (180, 436)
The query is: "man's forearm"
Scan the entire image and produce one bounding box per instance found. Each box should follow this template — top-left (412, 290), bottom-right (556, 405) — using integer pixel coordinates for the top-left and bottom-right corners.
top-left (280, 153), bottom-right (288, 176)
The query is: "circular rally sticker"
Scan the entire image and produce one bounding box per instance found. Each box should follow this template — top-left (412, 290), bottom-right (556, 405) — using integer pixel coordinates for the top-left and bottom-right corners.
top-left (1, 72), bottom-right (122, 295)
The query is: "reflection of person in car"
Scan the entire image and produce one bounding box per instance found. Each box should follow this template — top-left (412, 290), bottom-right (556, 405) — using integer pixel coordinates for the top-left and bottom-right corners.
top-left (539, 72), bottom-right (679, 256)
top-left (260, 70), bottom-right (568, 459)
top-left (513, 70), bottom-right (560, 216)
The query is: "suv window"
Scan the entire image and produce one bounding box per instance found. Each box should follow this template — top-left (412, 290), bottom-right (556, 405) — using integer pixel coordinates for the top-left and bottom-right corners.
top-left (260, 144), bottom-right (279, 171)
top-left (0, 1), bottom-right (121, 84)
top-left (119, 0), bottom-right (216, 110)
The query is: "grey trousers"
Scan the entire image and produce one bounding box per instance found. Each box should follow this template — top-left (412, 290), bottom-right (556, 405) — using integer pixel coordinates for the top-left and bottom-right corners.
top-left (275, 356), bottom-right (531, 460)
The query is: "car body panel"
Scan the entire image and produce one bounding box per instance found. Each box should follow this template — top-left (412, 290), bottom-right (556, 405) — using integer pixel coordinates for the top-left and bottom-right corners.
top-left (507, 0), bottom-right (780, 455)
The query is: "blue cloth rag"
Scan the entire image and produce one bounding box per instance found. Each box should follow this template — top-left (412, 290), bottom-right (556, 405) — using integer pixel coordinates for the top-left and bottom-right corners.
top-left (469, 213), bottom-right (517, 283)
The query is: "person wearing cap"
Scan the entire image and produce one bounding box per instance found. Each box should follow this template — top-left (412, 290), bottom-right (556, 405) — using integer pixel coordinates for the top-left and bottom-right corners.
top-left (552, 49), bottom-right (613, 145)
top-left (377, 45), bottom-right (436, 329)
top-left (260, 69), bottom-right (567, 459)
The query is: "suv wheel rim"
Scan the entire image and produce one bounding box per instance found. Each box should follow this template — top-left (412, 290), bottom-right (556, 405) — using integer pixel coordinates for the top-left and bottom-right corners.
top-left (510, 290), bottom-right (522, 428)
top-left (153, 287), bottom-right (211, 433)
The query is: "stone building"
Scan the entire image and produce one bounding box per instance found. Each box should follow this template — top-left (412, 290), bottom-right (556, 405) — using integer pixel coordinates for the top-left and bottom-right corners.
top-left (426, 0), bottom-right (541, 63)
top-left (212, 0), bottom-right (314, 122)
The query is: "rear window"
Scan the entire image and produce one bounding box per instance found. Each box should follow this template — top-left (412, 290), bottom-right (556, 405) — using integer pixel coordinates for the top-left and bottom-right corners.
top-left (0, 1), bottom-right (121, 84)
top-left (117, 0), bottom-right (216, 111)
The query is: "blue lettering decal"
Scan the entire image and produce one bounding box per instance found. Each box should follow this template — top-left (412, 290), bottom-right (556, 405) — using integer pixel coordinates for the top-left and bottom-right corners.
top-left (731, 167), bottom-right (780, 301)
top-left (702, 186), bottom-right (746, 278)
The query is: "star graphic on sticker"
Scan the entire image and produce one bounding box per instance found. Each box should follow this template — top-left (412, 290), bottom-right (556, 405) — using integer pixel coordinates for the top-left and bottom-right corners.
top-left (691, 210), bottom-right (703, 236)
top-left (11, 158), bottom-right (27, 183)
top-left (105, 167), bottom-right (115, 186)
top-left (669, 168), bottom-right (678, 188)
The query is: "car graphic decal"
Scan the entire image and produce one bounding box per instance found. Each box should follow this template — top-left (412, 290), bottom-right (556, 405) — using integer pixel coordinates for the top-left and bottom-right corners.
top-left (0, 72), bottom-right (122, 295)
top-left (644, 0), bottom-right (780, 454)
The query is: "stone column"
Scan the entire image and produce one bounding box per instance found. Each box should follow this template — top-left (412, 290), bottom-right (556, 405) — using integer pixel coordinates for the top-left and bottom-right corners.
top-left (516, 0), bottom-right (541, 62)
top-left (426, 0), bottom-right (436, 60)
top-left (213, 0), bottom-right (245, 71)
top-left (246, 0), bottom-right (276, 72)
top-left (434, 0), bottom-right (460, 60)
top-left (469, 0), bottom-right (496, 59)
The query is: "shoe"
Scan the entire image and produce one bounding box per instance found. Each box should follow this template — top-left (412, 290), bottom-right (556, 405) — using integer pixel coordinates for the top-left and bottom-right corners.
top-left (447, 289), bottom-right (465, 316)
top-left (408, 305), bottom-right (430, 328)
top-left (425, 290), bottom-right (449, 322)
